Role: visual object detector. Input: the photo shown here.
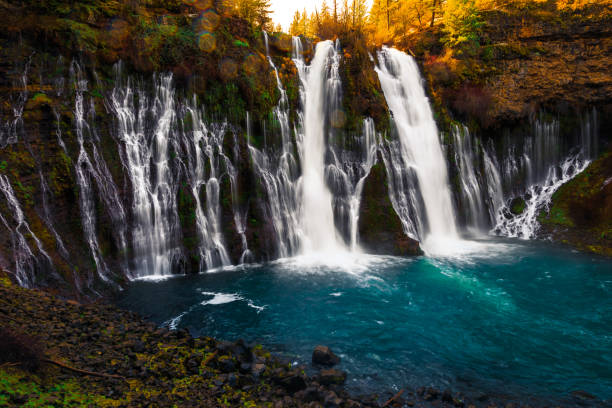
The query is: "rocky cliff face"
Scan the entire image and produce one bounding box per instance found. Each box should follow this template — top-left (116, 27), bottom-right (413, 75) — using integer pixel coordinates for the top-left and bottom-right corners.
top-left (411, 2), bottom-right (612, 129)
top-left (0, 1), bottom-right (414, 297)
top-left (0, 0), bottom-right (610, 297)
top-left (540, 152), bottom-right (612, 256)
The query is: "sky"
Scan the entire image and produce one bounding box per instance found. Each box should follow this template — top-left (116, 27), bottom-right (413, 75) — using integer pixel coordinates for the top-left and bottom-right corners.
top-left (269, 0), bottom-right (373, 31)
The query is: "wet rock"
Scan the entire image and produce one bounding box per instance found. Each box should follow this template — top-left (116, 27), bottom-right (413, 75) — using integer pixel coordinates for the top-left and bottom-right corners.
top-left (312, 345), bottom-right (340, 366)
top-left (252, 363), bottom-right (266, 378)
top-left (185, 356), bottom-right (201, 375)
top-left (273, 369), bottom-right (307, 393)
top-left (217, 356), bottom-right (238, 373)
top-left (239, 362), bottom-right (252, 373)
top-left (227, 372), bottom-right (238, 387)
top-left (423, 387), bottom-right (440, 401)
top-left (302, 386), bottom-right (322, 402)
top-left (442, 389), bottom-right (453, 402)
top-left (323, 390), bottom-right (342, 408)
top-left (476, 392), bottom-right (489, 402)
top-left (318, 369), bottom-right (347, 386)
top-left (571, 390), bottom-right (597, 401)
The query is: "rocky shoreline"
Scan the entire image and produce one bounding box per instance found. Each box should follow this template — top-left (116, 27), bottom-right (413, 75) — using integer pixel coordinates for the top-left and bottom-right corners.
top-left (0, 276), bottom-right (603, 408)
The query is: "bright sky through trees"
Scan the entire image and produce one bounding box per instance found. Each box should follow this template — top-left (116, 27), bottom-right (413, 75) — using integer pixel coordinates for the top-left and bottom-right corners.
top-left (270, 0), bottom-right (373, 30)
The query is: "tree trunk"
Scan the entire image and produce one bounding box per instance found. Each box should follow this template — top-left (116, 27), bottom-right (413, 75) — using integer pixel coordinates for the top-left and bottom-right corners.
top-left (334, 0), bottom-right (338, 23)
top-left (386, 0), bottom-right (390, 31)
top-left (430, 0), bottom-right (437, 28)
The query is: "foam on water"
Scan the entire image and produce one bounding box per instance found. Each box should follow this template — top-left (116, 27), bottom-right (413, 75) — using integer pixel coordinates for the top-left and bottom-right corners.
top-left (201, 292), bottom-right (243, 306)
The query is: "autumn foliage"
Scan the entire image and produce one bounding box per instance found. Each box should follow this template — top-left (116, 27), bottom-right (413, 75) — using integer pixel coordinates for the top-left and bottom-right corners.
top-left (287, 0), bottom-right (612, 47)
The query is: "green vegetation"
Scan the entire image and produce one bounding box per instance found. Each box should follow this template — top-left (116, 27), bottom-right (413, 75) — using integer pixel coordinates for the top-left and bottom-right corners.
top-left (0, 369), bottom-right (111, 407)
top-left (539, 152), bottom-right (612, 256)
top-left (510, 197), bottom-right (526, 216)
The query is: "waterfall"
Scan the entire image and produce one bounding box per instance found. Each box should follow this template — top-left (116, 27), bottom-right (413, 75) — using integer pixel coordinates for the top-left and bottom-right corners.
top-left (179, 103), bottom-right (232, 270)
top-left (327, 119), bottom-right (378, 251)
top-left (1, 47), bottom-right (605, 289)
top-left (0, 175), bottom-right (53, 287)
top-left (111, 65), bottom-right (242, 276)
top-left (0, 55), bottom-right (31, 147)
top-left (110, 71), bottom-right (184, 277)
top-left (226, 133), bottom-right (252, 264)
top-left (245, 34), bottom-right (301, 259)
top-left (38, 171), bottom-right (70, 260)
top-left (492, 113), bottom-right (599, 238)
top-left (294, 39), bottom-right (348, 254)
top-left (452, 125), bottom-right (487, 231)
top-left (379, 137), bottom-right (424, 240)
top-left (375, 47), bottom-right (458, 252)
top-left (482, 143), bottom-right (504, 224)
top-left (494, 155), bottom-right (590, 239)
top-left (72, 64), bottom-right (116, 285)
top-left (446, 112), bottom-right (598, 240)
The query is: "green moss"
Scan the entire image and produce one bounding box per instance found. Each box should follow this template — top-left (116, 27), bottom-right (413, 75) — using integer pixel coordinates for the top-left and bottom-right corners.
top-left (541, 206), bottom-right (573, 227)
top-left (233, 40), bottom-right (249, 48)
top-left (510, 197), bottom-right (526, 216)
top-left (58, 19), bottom-right (101, 52)
top-left (28, 93), bottom-right (53, 108)
top-left (539, 152), bottom-right (612, 256)
top-left (0, 368), bottom-right (113, 407)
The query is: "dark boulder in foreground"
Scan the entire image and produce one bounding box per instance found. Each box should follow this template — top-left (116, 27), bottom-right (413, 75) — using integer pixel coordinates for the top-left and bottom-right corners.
top-left (312, 345), bottom-right (341, 366)
top-left (318, 368), bottom-right (347, 385)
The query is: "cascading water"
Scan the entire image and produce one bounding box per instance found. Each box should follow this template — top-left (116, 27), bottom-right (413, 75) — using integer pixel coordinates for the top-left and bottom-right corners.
top-left (38, 171), bottom-right (70, 260)
top-left (482, 142), bottom-right (505, 224)
top-left (247, 34), bottom-right (302, 258)
top-left (492, 113), bottom-right (599, 238)
top-left (179, 103), bottom-right (232, 270)
top-left (226, 133), bottom-right (252, 264)
top-left (72, 63), bottom-right (118, 285)
top-left (294, 39), bottom-right (347, 254)
top-left (0, 55), bottom-right (31, 147)
top-left (378, 137), bottom-right (425, 240)
top-left (375, 47), bottom-right (459, 252)
top-left (110, 70), bottom-right (184, 277)
top-left (452, 125), bottom-right (488, 231)
top-left (111, 64), bottom-right (242, 276)
top-left (494, 155), bottom-right (590, 239)
top-left (0, 46), bottom-right (603, 288)
top-left (327, 119), bottom-right (378, 251)
top-left (0, 175), bottom-right (53, 287)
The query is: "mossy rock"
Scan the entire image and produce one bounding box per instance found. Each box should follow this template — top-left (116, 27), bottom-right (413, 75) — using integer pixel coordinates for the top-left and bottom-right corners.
top-left (509, 197), bottom-right (526, 215)
top-left (540, 152), bottom-right (612, 256)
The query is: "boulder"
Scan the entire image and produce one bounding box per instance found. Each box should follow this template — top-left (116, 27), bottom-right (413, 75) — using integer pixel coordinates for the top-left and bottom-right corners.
top-left (318, 368), bottom-right (347, 386)
top-left (312, 345), bottom-right (340, 366)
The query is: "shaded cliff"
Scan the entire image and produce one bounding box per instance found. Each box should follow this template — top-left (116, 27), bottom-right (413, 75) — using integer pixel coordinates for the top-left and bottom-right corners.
top-left (540, 152), bottom-right (612, 256)
top-left (401, 1), bottom-right (612, 130)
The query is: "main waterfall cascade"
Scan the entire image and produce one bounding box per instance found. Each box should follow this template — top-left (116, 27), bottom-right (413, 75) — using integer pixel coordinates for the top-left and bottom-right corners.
top-left (294, 40), bottom-right (348, 254)
top-left (375, 47), bottom-right (460, 253)
top-left (0, 45), bottom-right (603, 286)
top-left (251, 36), bottom-right (378, 259)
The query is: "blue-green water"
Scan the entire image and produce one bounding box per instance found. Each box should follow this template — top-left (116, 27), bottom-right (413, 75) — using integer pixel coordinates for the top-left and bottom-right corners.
top-left (117, 239), bottom-right (612, 403)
